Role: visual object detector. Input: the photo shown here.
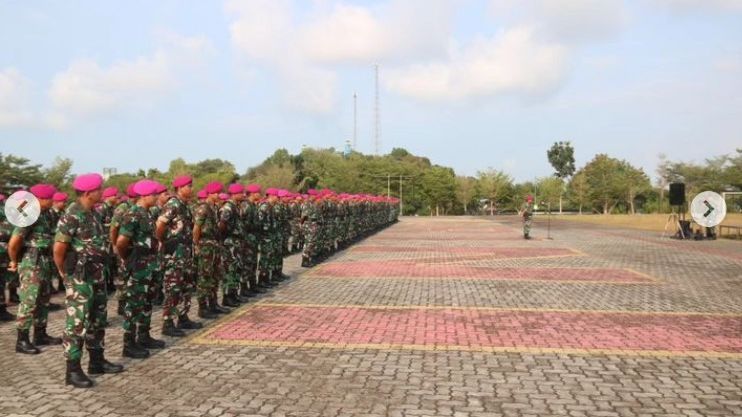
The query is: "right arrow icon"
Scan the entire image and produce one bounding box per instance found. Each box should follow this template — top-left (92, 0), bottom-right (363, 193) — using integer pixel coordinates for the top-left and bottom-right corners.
top-left (703, 200), bottom-right (715, 218)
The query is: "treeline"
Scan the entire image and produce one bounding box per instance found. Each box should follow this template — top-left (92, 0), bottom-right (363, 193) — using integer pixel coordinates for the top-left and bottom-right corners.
top-left (1, 146), bottom-right (740, 215)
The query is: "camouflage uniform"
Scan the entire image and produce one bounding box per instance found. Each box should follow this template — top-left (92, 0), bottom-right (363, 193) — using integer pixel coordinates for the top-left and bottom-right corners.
top-left (301, 199), bottom-right (320, 266)
top-left (239, 199), bottom-right (260, 292)
top-left (194, 202), bottom-right (220, 303)
top-left (56, 202), bottom-right (110, 361)
top-left (158, 195), bottom-right (195, 321)
top-left (95, 200), bottom-right (118, 291)
top-left (521, 202), bottom-right (533, 239)
top-left (111, 200), bottom-right (133, 301)
top-left (218, 200), bottom-right (242, 295)
top-left (13, 209), bottom-right (55, 332)
top-left (256, 199), bottom-right (275, 282)
top-left (119, 204), bottom-right (158, 336)
top-left (0, 205), bottom-right (16, 318)
top-left (149, 205), bottom-right (165, 305)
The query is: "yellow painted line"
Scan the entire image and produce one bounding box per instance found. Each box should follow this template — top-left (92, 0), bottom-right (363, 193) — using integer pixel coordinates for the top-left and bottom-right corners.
top-left (187, 338), bottom-right (742, 359)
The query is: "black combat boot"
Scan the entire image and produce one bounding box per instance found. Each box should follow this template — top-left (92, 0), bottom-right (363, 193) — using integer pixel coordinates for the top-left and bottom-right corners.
top-left (198, 300), bottom-right (217, 319)
top-left (87, 349), bottom-right (124, 375)
top-left (48, 302), bottom-right (63, 311)
top-left (16, 329), bottom-right (40, 354)
top-left (66, 359), bottom-right (94, 388)
top-left (177, 314), bottom-right (203, 329)
top-left (117, 299), bottom-right (125, 316)
top-left (33, 326), bottom-right (62, 346)
top-left (137, 326), bottom-right (166, 349)
top-left (0, 305), bottom-right (14, 321)
top-left (222, 291), bottom-right (240, 307)
top-left (209, 296), bottom-right (231, 315)
top-left (162, 319), bottom-right (186, 337)
top-left (122, 332), bottom-right (149, 359)
top-left (237, 285), bottom-right (252, 302)
top-left (8, 287), bottom-right (19, 304)
top-left (301, 257), bottom-right (314, 268)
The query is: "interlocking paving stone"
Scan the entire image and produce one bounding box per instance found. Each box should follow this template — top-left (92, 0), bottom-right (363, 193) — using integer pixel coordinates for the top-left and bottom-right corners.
top-left (1, 216), bottom-right (740, 417)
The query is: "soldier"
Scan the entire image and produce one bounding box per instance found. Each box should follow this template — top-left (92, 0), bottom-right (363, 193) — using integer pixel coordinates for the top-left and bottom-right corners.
top-left (8, 185), bottom-right (61, 354)
top-left (256, 189), bottom-right (279, 288)
top-left (300, 190), bottom-right (320, 268)
top-left (272, 190), bottom-right (290, 281)
top-left (521, 195), bottom-right (534, 240)
top-left (0, 193), bottom-right (15, 321)
top-left (49, 192), bottom-right (69, 296)
top-left (219, 184), bottom-right (246, 307)
top-left (194, 182), bottom-right (230, 318)
top-left (110, 184), bottom-right (137, 316)
top-left (242, 184), bottom-right (265, 296)
top-left (156, 175), bottom-right (202, 335)
top-left (54, 173), bottom-right (123, 388)
top-left (96, 186), bottom-right (119, 295)
top-left (149, 183), bottom-right (169, 307)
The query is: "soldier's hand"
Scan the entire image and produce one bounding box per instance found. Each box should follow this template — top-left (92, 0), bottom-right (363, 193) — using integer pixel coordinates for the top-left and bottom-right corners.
top-left (7, 261), bottom-right (17, 272)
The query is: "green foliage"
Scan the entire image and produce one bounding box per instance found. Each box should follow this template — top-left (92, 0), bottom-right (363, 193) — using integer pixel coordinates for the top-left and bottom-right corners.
top-left (547, 141), bottom-right (576, 179)
top-left (0, 153), bottom-right (44, 194)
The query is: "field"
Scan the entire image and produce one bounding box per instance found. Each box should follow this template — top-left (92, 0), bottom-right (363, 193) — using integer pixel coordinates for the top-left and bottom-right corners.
top-left (554, 212), bottom-right (742, 236)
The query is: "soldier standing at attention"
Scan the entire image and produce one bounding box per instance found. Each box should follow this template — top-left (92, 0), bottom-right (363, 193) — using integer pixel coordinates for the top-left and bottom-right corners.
top-left (49, 192), bottom-right (69, 296)
top-left (0, 193), bottom-right (16, 321)
top-left (9, 184), bottom-right (61, 354)
top-left (242, 184), bottom-right (265, 295)
top-left (96, 187), bottom-right (119, 294)
top-left (149, 183), bottom-right (169, 306)
top-left (156, 175), bottom-right (202, 335)
top-left (194, 182), bottom-right (230, 318)
top-left (300, 190), bottom-right (320, 268)
top-left (521, 195), bottom-right (534, 240)
top-left (256, 189), bottom-right (279, 288)
top-left (116, 180), bottom-right (165, 359)
top-left (54, 173), bottom-right (123, 388)
top-left (110, 184), bottom-right (137, 316)
top-left (219, 183), bottom-right (246, 307)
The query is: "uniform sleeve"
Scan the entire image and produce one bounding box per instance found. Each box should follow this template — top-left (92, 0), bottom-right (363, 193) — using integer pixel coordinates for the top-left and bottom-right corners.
top-left (110, 205), bottom-right (125, 228)
top-left (219, 205), bottom-right (233, 224)
top-left (55, 213), bottom-right (77, 243)
top-left (11, 225), bottom-right (31, 239)
top-left (194, 205), bottom-right (206, 227)
top-left (158, 200), bottom-right (176, 225)
top-left (118, 211), bottom-right (137, 238)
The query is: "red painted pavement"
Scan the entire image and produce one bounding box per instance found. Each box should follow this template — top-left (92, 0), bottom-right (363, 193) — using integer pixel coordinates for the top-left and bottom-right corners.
top-left (208, 305), bottom-right (742, 354)
top-left (312, 261), bottom-right (653, 283)
top-left (353, 246), bottom-right (577, 258)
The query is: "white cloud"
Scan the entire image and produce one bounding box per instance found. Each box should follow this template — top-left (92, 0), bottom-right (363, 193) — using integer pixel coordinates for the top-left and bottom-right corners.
top-left (385, 26), bottom-right (569, 101)
top-left (0, 68), bottom-right (34, 127)
top-left (653, 0), bottom-right (742, 12)
top-left (714, 54), bottom-right (742, 73)
top-left (47, 32), bottom-right (212, 128)
top-left (225, 0), bottom-right (454, 113)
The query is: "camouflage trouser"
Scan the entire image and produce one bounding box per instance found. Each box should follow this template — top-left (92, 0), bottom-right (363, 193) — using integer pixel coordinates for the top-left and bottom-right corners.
top-left (243, 236), bottom-right (258, 287)
top-left (152, 254), bottom-right (164, 301)
top-left (302, 223), bottom-right (319, 260)
top-left (162, 244), bottom-right (192, 321)
top-left (115, 256), bottom-right (128, 301)
top-left (222, 239), bottom-right (242, 293)
top-left (16, 249), bottom-right (52, 330)
top-left (63, 259), bottom-right (108, 361)
top-left (196, 242), bottom-right (220, 302)
top-left (523, 217), bottom-right (532, 237)
top-left (270, 231), bottom-right (284, 272)
top-left (0, 251), bottom-right (12, 308)
top-left (282, 226), bottom-right (290, 256)
top-left (122, 251), bottom-right (157, 333)
top-left (256, 235), bottom-right (274, 280)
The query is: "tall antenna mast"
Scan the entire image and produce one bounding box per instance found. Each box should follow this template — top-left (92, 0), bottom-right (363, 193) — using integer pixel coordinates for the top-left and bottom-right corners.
top-left (353, 92), bottom-right (358, 150)
top-left (374, 64), bottom-right (380, 155)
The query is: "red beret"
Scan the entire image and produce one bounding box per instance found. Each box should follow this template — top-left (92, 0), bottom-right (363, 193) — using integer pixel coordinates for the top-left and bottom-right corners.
top-left (72, 174), bottom-right (103, 192)
top-left (52, 192), bottom-right (68, 202)
top-left (102, 187), bottom-right (119, 198)
top-left (133, 179), bottom-right (159, 197)
top-left (245, 184), bottom-right (261, 194)
top-left (219, 193), bottom-right (230, 201)
top-left (197, 190), bottom-right (207, 200)
top-left (173, 175), bottom-right (192, 188)
top-left (204, 181), bottom-right (223, 194)
top-left (154, 182), bottom-right (168, 194)
top-left (0, 194), bottom-right (5, 202)
top-left (265, 188), bottom-right (278, 196)
top-left (126, 184), bottom-right (138, 198)
top-left (228, 183), bottom-right (245, 195)
top-left (30, 184), bottom-right (57, 199)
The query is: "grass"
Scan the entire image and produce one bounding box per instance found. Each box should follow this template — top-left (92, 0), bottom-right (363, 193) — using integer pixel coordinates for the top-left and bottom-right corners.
top-left (553, 212), bottom-right (742, 236)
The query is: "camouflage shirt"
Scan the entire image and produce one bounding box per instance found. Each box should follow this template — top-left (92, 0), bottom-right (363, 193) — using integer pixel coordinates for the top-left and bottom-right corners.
top-left (12, 209), bottom-right (55, 249)
top-left (95, 201), bottom-right (117, 245)
top-left (1, 204), bottom-right (12, 260)
top-left (256, 201), bottom-right (274, 234)
top-left (193, 202), bottom-right (219, 242)
top-left (157, 196), bottom-right (193, 248)
top-left (49, 206), bottom-right (64, 233)
top-left (119, 204), bottom-right (156, 251)
top-left (110, 201), bottom-right (132, 230)
top-left (219, 200), bottom-right (242, 241)
top-left (55, 202), bottom-right (108, 259)
top-left (301, 200), bottom-right (319, 223)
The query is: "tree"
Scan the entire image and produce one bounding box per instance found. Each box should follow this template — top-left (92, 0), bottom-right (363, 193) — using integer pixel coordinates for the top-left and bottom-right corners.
top-left (43, 157), bottom-right (73, 188)
top-left (547, 141), bottom-right (576, 213)
top-left (535, 177), bottom-right (564, 209)
top-left (0, 153), bottom-right (43, 194)
top-left (455, 176), bottom-right (477, 214)
top-left (420, 166), bottom-right (456, 216)
top-left (476, 169), bottom-right (514, 215)
top-left (568, 172), bottom-right (589, 214)
top-left (580, 154), bottom-right (625, 214)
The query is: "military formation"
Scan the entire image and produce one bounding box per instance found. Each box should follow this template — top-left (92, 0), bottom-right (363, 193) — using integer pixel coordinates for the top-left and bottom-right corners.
top-left (0, 174), bottom-right (399, 388)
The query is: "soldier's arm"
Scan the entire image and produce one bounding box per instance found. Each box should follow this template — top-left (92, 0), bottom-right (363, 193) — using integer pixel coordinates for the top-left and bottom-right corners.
top-left (115, 235), bottom-right (132, 259)
top-left (53, 242), bottom-right (69, 278)
top-left (110, 225), bottom-right (120, 254)
top-left (7, 233), bottom-right (24, 271)
top-left (116, 212), bottom-right (136, 259)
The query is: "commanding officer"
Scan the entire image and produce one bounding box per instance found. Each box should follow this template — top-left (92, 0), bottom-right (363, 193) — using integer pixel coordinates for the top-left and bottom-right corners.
top-left (0, 193), bottom-right (15, 321)
top-left (116, 180), bottom-right (165, 359)
top-left (55, 173), bottom-right (123, 389)
top-left (156, 175), bottom-right (201, 335)
top-left (521, 195), bottom-right (534, 240)
top-left (9, 184), bottom-right (61, 354)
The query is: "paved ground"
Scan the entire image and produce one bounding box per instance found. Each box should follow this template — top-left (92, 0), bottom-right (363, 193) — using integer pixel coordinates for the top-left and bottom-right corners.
top-left (1, 216), bottom-right (741, 417)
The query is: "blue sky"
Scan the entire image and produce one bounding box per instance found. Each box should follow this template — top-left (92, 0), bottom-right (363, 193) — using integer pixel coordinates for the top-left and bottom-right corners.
top-left (1, 0), bottom-right (740, 181)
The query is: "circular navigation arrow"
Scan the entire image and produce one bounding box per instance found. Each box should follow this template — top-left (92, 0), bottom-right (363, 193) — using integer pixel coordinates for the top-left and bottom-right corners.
top-left (690, 191), bottom-right (727, 228)
top-left (5, 191), bottom-right (41, 228)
